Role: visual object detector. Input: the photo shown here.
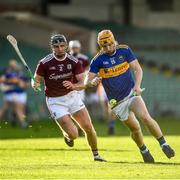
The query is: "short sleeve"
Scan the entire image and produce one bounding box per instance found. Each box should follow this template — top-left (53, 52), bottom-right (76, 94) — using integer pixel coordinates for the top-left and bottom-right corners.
top-left (73, 61), bottom-right (84, 75)
top-left (126, 47), bottom-right (137, 63)
top-left (35, 62), bottom-right (45, 77)
top-left (89, 58), bottom-right (100, 74)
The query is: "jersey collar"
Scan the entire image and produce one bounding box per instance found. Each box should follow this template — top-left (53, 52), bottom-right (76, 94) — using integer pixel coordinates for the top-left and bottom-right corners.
top-left (53, 53), bottom-right (67, 61)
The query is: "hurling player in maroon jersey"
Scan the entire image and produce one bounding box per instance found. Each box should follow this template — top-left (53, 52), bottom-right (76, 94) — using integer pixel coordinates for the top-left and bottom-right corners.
top-left (32, 34), bottom-right (105, 162)
top-left (69, 40), bottom-right (89, 101)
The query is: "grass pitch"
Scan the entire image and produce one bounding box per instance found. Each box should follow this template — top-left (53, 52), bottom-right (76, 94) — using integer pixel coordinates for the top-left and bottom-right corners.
top-left (0, 136), bottom-right (180, 179)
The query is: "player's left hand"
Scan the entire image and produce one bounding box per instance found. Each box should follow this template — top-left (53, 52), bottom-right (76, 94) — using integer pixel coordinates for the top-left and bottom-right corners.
top-left (63, 81), bottom-right (75, 90)
top-left (133, 85), bottom-right (143, 96)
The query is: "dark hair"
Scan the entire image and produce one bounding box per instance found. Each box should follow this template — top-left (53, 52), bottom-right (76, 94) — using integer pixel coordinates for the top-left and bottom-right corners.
top-left (50, 34), bottom-right (67, 46)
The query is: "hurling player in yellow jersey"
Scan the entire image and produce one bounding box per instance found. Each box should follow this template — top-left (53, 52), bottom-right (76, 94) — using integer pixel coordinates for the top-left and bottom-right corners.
top-left (83, 30), bottom-right (175, 163)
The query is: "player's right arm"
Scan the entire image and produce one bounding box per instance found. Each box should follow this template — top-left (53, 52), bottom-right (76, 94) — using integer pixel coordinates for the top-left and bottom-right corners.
top-left (84, 54), bottom-right (102, 88)
top-left (63, 71), bottom-right (101, 90)
top-left (31, 61), bottom-right (44, 91)
top-left (63, 54), bottom-right (102, 90)
top-left (31, 73), bottom-right (43, 91)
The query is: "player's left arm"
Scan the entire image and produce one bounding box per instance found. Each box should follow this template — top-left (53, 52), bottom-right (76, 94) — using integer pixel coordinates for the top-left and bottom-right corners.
top-left (129, 59), bottom-right (143, 95)
top-left (63, 72), bottom-right (86, 90)
top-left (63, 72), bottom-right (101, 91)
top-left (63, 56), bottom-right (101, 90)
top-left (63, 72), bottom-right (101, 90)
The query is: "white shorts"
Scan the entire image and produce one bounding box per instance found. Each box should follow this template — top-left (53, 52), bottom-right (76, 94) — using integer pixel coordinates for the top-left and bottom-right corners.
top-left (111, 90), bottom-right (136, 121)
top-left (77, 90), bottom-right (85, 102)
top-left (46, 91), bottom-right (85, 120)
top-left (4, 92), bottom-right (27, 104)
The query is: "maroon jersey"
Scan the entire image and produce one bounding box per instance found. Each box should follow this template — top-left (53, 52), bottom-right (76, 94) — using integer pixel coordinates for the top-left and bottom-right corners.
top-left (35, 53), bottom-right (83, 97)
top-left (76, 53), bottom-right (89, 71)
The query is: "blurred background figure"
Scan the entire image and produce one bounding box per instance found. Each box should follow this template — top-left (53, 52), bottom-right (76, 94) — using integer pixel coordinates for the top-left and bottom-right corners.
top-left (96, 83), bottom-right (116, 135)
top-left (69, 40), bottom-right (89, 101)
top-left (69, 40), bottom-right (90, 135)
top-left (0, 59), bottom-right (29, 128)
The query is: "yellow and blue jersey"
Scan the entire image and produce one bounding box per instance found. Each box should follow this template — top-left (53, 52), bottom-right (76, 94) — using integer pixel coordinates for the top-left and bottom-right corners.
top-left (89, 45), bottom-right (136, 102)
top-left (3, 68), bottom-right (27, 94)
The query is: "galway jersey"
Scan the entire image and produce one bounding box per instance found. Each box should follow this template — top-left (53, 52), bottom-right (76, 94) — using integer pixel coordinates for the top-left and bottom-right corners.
top-left (35, 53), bottom-right (83, 97)
top-left (89, 45), bottom-right (137, 102)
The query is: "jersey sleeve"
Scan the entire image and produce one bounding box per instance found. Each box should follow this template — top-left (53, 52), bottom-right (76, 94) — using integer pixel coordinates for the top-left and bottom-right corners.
top-left (35, 61), bottom-right (45, 77)
top-left (89, 58), bottom-right (100, 74)
top-left (73, 61), bottom-right (84, 75)
top-left (126, 47), bottom-right (137, 63)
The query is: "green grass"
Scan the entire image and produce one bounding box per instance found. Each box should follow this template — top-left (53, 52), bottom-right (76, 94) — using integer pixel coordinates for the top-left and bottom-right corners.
top-left (0, 119), bottom-right (180, 179)
top-left (1, 118), bottom-right (180, 139)
top-left (0, 136), bottom-right (180, 179)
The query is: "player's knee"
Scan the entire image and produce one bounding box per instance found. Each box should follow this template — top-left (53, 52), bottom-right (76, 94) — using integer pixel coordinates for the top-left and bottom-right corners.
top-left (66, 126), bottom-right (79, 140)
top-left (82, 123), bottom-right (96, 134)
top-left (131, 125), bottom-right (141, 134)
top-left (140, 112), bottom-right (152, 125)
top-left (68, 130), bottom-right (78, 140)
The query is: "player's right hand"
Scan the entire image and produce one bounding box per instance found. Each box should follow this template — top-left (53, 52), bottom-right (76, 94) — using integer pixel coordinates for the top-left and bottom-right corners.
top-left (31, 79), bottom-right (40, 92)
top-left (90, 77), bottom-right (102, 87)
top-left (62, 81), bottom-right (74, 89)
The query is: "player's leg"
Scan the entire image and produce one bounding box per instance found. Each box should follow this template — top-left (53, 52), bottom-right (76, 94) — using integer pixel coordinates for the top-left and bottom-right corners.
top-left (46, 96), bottom-right (78, 147)
top-left (0, 101), bottom-right (9, 120)
top-left (129, 96), bottom-right (175, 158)
top-left (9, 93), bottom-right (28, 128)
top-left (73, 90), bottom-right (85, 136)
top-left (72, 107), bottom-right (106, 161)
top-left (123, 112), bottom-right (143, 147)
top-left (13, 102), bottom-right (28, 128)
top-left (56, 115), bottom-right (78, 147)
top-left (106, 103), bottom-right (116, 135)
top-left (123, 112), bottom-right (154, 163)
top-left (72, 107), bottom-right (97, 150)
top-left (98, 86), bottom-right (115, 135)
top-left (130, 96), bottom-right (162, 138)
top-left (102, 100), bottom-right (115, 135)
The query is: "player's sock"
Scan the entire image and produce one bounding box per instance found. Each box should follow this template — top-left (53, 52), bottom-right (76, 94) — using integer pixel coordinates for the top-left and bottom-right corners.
top-left (157, 136), bottom-right (166, 147)
top-left (92, 149), bottom-right (99, 157)
top-left (139, 144), bottom-right (149, 154)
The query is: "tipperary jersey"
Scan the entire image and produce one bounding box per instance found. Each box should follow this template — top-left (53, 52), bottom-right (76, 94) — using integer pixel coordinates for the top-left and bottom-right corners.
top-left (3, 68), bottom-right (27, 94)
top-left (89, 45), bottom-right (136, 102)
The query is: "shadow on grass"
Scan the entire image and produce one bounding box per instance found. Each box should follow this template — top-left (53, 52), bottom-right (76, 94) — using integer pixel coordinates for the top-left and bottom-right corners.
top-left (107, 161), bottom-right (180, 165)
top-left (0, 147), bottom-right (132, 152)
